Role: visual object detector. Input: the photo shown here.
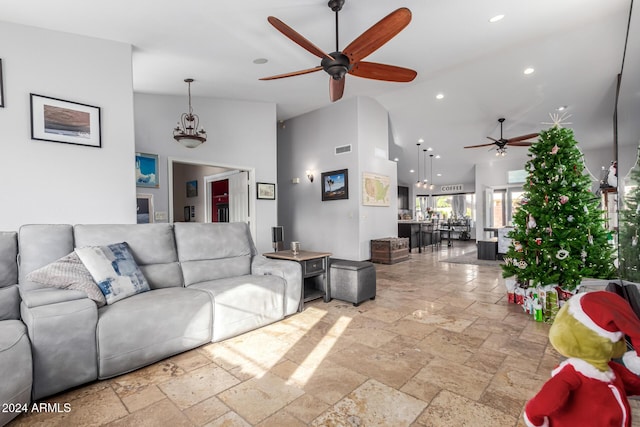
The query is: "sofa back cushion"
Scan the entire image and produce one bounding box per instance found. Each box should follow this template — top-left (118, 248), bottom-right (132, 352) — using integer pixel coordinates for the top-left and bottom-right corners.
top-left (0, 232), bottom-right (19, 320)
top-left (19, 224), bottom-right (75, 291)
top-left (174, 222), bottom-right (253, 286)
top-left (74, 224), bottom-right (182, 289)
top-left (0, 232), bottom-right (17, 288)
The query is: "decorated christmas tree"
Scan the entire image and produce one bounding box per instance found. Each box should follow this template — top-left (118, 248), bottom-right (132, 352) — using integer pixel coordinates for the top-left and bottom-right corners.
top-left (619, 151), bottom-right (640, 281)
top-left (502, 115), bottom-right (616, 291)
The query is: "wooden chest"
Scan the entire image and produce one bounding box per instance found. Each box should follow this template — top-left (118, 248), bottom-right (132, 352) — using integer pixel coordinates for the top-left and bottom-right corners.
top-left (370, 237), bottom-right (410, 264)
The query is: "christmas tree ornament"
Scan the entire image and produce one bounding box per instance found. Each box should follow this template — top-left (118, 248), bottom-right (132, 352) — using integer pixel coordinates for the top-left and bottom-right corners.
top-left (556, 249), bottom-right (569, 260)
top-left (559, 195), bottom-right (569, 204)
top-left (567, 215), bottom-right (574, 222)
top-left (550, 144), bottom-right (560, 155)
top-left (535, 237), bottom-right (542, 245)
top-left (633, 234), bottom-right (638, 247)
top-left (518, 260), bottom-right (528, 269)
top-left (528, 215), bottom-right (537, 229)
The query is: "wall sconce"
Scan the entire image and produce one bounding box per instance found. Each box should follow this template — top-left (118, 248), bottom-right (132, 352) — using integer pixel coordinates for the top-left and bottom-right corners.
top-left (306, 170), bottom-right (314, 182)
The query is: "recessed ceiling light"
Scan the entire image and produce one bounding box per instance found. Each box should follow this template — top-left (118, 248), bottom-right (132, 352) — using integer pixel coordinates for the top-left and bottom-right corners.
top-left (557, 105), bottom-right (568, 111)
top-left (418, 138), bottom-right (424, 143)
top-left (435, 155), bottom-right (441, 159)
top-left (410, 169), bottom-right (415, 173)
top-left (427, 147), bottom-right (434, 151)
top-left (524, 67), bottom-right (535, 75)
top-left (436, 93), bottom-right (444, 100)
top-left (393, 157), bottom-right (399, 162)
top-left (489, 14), bottom-right (505, 23)
top-left (437, 173), bottom-right (442, 177)
top-left (253, 58), bottom-right (268, 64)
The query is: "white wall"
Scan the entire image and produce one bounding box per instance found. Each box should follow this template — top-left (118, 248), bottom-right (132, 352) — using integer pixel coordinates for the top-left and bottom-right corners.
top-left (134, 94), bottom-right (278, 253)
top-left (277, 97), bottom-right (397, 260)
top-left (357, 97), bottom-right (398, 259)
top-left (0, 22), bottom-right (136, 231)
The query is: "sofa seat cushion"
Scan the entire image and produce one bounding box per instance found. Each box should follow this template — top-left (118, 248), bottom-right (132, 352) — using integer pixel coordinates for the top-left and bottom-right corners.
top-left (96, 287), bottom-right (212, 378)
top-left (191, 274), bottom-right (285, 342)
top-left (0, 320), bottom-right (32, 427)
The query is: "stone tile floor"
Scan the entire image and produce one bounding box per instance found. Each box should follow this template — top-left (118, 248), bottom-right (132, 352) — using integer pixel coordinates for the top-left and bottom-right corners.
top-left (8, 241), bottom-right (640, 426)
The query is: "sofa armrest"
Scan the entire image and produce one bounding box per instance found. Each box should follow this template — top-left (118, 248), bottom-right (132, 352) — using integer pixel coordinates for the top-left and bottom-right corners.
top-left (20, 287), bottom-right (88, 309)
top-left (20, 296), bottom-right (98, 399)
top-left (252, 256), bottom-right (302, 315)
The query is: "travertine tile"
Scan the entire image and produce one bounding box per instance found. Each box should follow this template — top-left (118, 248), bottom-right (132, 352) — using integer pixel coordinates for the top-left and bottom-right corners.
top-left (182, 395), bottom-right (230, 426)
top-left (217, 372), bottom-right (304, 424)
top-left (120, 385), bottom-right (166, 413)
top-left (204, 411), bottom-right (251, 427)
top-left (312, 379), bottom-right (427, 427)
top-left (105, 399), bottom-right (191, 427)
top-left (159, 364), bottom-right (240, 409)
top-left (328, 342), bottom-right (423, 389)
top-left (283, 394), bottom-right (330, 424)
top-left (413, 357), bottom-right (493, 401)
top-left (415, 390), bottom-right (516, 427)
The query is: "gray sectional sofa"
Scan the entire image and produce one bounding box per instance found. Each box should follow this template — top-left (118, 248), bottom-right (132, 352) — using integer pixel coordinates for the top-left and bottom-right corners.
top-left (1, 222), bottom-right (301, 414)
top-left (0, 232), bottom-right (32, 427)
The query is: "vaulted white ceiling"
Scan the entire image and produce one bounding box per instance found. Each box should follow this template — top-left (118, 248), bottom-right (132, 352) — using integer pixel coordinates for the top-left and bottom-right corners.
top-left (0, 0), bottom-right (632, 186)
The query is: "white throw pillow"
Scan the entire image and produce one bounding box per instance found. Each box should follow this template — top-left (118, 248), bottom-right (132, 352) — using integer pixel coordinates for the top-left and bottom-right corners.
top-left (75, 242), bottom-right (150, 305)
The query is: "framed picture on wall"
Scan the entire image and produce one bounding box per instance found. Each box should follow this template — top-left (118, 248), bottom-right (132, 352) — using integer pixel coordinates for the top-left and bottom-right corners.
top-left (186, 180), bottom-right (198, 197)
top-left (257, 182), bottom-right (276, 200)
top-left (321, 169), bottom-right (349, 201)
top-left (0, 59), bottom-right (4, 108)
top-left (135, 153), bottom-right (159, 188)
top-left (362, 172), bottom-right (390, 206)
top-left (30, 93), bottom-right (101, 147)
top-left (136, 194), bottom-right (154, 224)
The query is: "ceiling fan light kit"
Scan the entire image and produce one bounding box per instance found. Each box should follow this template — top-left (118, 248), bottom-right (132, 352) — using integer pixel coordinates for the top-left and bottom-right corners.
top-left (261, 1), bottom-right (417, 102)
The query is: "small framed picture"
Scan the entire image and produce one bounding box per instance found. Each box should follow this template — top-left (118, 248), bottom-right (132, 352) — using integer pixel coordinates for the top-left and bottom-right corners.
top-left (30, 93), bottom-right (101, 147)
top-left (135, 153), bottom-right (159, 188)
top-left (257, 182), bottom-right (276, 200)
top-left (136, 194), bottom-right (154, 224)
top-left (186, 180), bottom-right (198, 197)
top-left (321, 169), bottom-right (349, 201)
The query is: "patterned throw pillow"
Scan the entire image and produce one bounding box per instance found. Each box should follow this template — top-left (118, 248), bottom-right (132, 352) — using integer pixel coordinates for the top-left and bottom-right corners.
top-left (26, 251), bottom-right (107, 307)
top-left (75, 242), bottom-right (150, 305)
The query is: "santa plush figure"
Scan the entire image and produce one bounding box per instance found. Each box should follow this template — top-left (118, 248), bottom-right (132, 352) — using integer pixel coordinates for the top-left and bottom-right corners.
top-left (524, 291), bottom-right (640, 427)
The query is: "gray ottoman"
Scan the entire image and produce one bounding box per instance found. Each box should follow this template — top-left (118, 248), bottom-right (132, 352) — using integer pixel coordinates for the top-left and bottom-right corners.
top-left (330, 259), bottom-right (376, 306)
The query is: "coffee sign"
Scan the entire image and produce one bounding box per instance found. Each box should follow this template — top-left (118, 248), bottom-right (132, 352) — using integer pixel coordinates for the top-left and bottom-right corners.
top-left (440, 184), bottom-right (463, 192)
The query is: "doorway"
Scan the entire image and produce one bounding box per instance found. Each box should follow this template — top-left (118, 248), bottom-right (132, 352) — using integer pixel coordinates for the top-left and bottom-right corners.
top-left (168, 158), bottom-right (256, 238)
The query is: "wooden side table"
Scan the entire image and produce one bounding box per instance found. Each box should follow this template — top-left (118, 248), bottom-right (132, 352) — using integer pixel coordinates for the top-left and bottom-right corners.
top-left (263, 250), bottom-right (331, 311)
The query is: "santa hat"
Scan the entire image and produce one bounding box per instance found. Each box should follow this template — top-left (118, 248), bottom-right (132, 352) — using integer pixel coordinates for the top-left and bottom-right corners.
top-left (568, 291), bottom-right (640, 374)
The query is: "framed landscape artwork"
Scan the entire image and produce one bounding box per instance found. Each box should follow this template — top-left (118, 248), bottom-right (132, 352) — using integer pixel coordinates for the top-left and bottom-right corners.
top-left (321, 169), bottom-right (349, 201)
top-left (257, 182), bottom-right (276, 200)
top-left (135, 153), bottom-right (159, 188)
top-left (30, 94), bottom-right (101, 147)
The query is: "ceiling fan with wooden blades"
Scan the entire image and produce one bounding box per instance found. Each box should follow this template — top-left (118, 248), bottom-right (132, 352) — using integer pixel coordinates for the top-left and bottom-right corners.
top-left (464, 118), bottom-right (538, 156)
top-left (260, 0), bottom-right (417, 102)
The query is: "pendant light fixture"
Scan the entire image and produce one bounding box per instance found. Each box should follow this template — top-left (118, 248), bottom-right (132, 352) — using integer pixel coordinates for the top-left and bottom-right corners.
top-left (173, 78), bottom-right (207, 148)
top-left (415, 142), bottom-right (422, 187)
top-left (429, 154), bottom-right (435, 190)
top-left (423, 149), bottom-right (429, 189)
